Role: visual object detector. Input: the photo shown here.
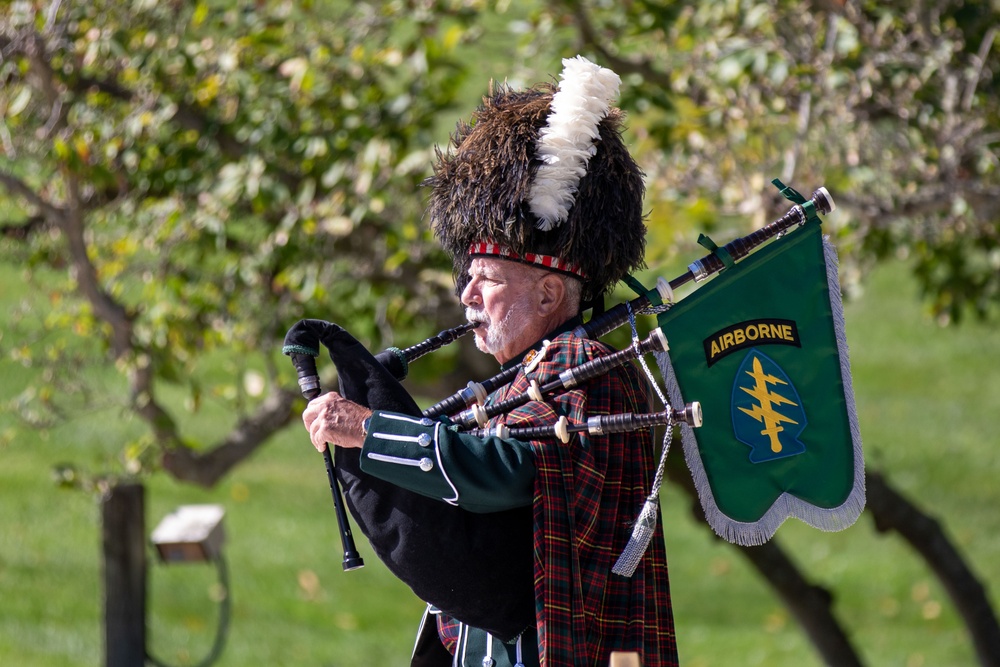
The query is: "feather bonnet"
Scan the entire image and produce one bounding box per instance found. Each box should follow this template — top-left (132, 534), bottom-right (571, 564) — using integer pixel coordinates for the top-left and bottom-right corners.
top-left (425, 56), bottom-right (647, 302)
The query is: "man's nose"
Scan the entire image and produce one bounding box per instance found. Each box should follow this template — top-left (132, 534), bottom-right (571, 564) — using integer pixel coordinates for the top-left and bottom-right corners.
top-left (461, 280), bottom-right (480, 307)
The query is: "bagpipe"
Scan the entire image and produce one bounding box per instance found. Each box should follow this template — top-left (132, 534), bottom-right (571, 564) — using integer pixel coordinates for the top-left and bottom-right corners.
top-left (282, 181), bottom-right (864, 637)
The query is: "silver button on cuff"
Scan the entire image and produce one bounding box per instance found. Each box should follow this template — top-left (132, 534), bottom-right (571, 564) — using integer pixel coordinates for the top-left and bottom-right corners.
top-left (418, 457), bottom-right (434, 472)
top-left (417, 433), bottom-right (432, 448)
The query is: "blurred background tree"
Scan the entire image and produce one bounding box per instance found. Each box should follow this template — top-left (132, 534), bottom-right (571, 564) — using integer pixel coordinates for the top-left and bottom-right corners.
top-left (519, 0), bottom-right (1000, 323)
top-left (3, 0), bottom-right (997, 486)
top-left (2, 1), bottom-right (999, 664)
top-left (1, 0), bottom-right (479, 486)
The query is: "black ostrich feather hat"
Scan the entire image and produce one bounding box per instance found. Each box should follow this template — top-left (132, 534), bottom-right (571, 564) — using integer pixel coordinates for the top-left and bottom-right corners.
top-left (425, 56), bottom-right (647, 302)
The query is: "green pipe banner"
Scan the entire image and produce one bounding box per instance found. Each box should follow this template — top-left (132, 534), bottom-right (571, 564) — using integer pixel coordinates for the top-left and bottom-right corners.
top-left (655, 219), bottom-right (864, 546)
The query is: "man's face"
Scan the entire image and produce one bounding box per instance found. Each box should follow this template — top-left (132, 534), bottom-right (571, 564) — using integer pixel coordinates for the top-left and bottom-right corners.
top-left (461, 257), bottom-right (541, 364)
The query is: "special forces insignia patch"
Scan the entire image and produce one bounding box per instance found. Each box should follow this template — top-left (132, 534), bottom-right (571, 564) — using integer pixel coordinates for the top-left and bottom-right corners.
top-left (731, 349), bottom-right (807, 463)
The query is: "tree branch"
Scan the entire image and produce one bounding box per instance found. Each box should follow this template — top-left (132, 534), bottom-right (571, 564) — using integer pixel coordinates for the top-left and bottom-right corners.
top-left (664, 451), bottom-right (865, 666)
top-left (19, 22), bottom-right (189, 458)
top-left (0, 169), bottom-right (65, 222)
top-left (962, 26), bottom-right (998, 112)
top-left (60, 161), bottom-right (134, 356)
top-left (14, 31), bottom-right (135, 356)
top-left (0, 214), bottom-right (50, 239)
top-left (866, 470), bottom-right (1000, 667)
top-left (551, 0), bottom-right (674, 89)
top-left (160, 386), bottom-right (300, 488)
top-left (739, 541), bottom-right (864, 667)
top-left (70, 74), bottom-right (301, 194)
top-left (838, 179), bottom-right (1000, 228)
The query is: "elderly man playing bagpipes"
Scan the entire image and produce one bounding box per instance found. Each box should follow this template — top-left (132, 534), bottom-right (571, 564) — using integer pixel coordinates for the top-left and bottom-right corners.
top-left (301, 57), bottom-right (679, 667)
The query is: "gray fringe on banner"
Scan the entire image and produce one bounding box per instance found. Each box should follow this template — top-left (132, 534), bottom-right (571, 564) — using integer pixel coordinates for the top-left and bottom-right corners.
top-left (653, 237), bottom-right (865, 547)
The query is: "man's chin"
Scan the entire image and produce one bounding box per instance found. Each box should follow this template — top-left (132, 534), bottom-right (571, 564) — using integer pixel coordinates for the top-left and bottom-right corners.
top-left (472, 331), bottom-right (501, 357)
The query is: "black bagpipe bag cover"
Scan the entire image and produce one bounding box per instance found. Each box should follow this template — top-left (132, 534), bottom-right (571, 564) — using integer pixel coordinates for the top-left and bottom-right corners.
top-left (285, 319), bottom-right (535, 641)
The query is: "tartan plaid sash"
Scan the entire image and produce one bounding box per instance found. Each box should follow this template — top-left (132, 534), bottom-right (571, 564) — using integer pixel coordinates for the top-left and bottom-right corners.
top-left (487, 333), bottom-right (679, 666)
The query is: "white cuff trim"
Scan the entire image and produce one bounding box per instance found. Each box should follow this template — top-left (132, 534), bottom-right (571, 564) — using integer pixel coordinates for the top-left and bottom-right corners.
top-left (434, 422), bottom-right (461, 506)
top-left (370, 431), bottom-right (429, 444)
top-left (365, 452), bottom-right (434, 471)
top-left (379, 412), bottom-right (434, 426)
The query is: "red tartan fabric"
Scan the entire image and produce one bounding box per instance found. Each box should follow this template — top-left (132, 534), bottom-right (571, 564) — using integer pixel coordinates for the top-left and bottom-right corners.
top-left (490, 332), bottom-right (678, 667)
top-left (437, 613), bottom-right (460, 654)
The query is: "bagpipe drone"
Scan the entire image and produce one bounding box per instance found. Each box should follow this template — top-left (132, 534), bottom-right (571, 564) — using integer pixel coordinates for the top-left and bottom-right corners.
top-left (281, 180), bottom-right (865, 638)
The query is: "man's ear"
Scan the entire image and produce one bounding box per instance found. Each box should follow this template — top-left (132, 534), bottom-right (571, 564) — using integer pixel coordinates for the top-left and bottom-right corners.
top-left (536, 273), bottom-right (566, 316)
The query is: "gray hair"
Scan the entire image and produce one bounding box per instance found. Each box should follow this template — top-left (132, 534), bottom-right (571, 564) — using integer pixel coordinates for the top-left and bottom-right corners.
top-left (561, 274), bottom-right (583, 312)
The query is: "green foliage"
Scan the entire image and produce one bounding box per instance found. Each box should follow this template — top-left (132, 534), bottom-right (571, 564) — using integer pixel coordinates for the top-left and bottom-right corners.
top-left (521, 0), bottom-right (1000, 324)
top-left (1, 0), bottom-right (484, 477)
top-left (4, 0), bottom-right (471, 345)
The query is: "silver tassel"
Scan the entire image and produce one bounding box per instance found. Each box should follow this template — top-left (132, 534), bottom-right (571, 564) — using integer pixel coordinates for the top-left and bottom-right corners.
top-left (613, 302), bottom-right (673, 577)
top-left (612, 420), bottom-right (672, 577)
top-left (612, 496), bottom-right (660, 576)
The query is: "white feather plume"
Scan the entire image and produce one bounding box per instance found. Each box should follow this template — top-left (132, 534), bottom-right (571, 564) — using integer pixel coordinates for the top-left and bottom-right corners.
top-left (528, 55), bottom-right (621, 231)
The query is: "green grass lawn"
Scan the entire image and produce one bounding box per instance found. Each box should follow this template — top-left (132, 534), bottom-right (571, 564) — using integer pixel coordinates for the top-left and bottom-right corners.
top-left (1, 258), bottom-right (998, 666)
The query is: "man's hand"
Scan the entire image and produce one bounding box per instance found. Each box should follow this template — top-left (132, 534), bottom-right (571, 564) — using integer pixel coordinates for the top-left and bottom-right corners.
top-left (302, 392), bottom-right (373, 452)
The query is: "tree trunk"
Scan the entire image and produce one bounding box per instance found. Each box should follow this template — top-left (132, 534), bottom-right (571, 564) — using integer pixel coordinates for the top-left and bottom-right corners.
top-left (160, 386), bottom-right (299, 488)
top-left (102, 483), bottom-right (147, 667)
top-left (665, 452), bottom-right (866, 666)
top-left (740, 541), bottom-right (864, 666)
top-left (665, 446), bottom-right (1000, 667)
top-left (865, 470), bottom-right (1000, 667)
